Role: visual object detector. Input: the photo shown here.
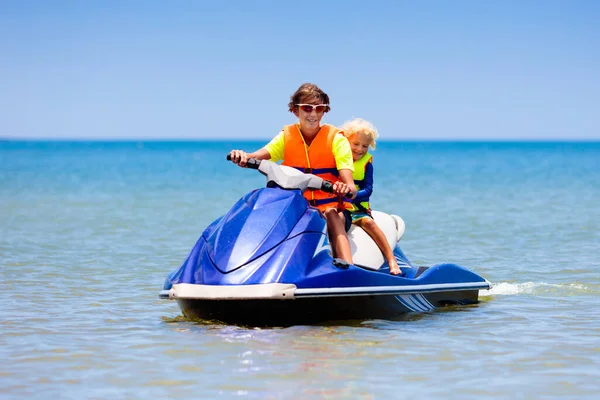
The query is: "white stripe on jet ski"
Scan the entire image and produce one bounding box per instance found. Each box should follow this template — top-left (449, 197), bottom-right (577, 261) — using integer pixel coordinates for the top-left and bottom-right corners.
top-left (396, 294), bottom-right (435, 312)
top-left (294, 281), bottom-right (490, 297)
top-left (395, 295), bottom-right (426, 312)
top-left (411, 294), bottom-right (435, 311)
top-left (312, 231), bottom-right (331, 258)
top-left (403, 295), bottom-right (423, 312)
top-left (407, 294), bottom-right (433, 312)
top-left (394, 295), bottom-right (420, 312)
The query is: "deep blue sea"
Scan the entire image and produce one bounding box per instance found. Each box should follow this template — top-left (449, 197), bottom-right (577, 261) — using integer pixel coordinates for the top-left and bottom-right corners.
top-left (1, 140), bottom-right (599, 399)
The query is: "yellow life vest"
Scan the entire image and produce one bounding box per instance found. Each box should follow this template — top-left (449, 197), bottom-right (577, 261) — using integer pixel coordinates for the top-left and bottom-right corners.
top-left (350, 153), bottom-right (373, 212)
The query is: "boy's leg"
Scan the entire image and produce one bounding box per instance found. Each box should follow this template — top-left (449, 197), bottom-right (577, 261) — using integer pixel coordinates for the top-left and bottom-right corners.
top-left (324, 208), bottom-right (353, 264)
top-left (356, 218), bottom-right (401, 275)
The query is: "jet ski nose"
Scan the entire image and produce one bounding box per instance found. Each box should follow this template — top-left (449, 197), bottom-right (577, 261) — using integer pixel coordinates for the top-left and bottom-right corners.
top-left (205, 188), bottom-right (308, 273)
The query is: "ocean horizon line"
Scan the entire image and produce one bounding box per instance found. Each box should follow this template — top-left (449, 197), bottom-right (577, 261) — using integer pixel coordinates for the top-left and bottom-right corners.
top-left (2, 137), bottom-right (600, 144)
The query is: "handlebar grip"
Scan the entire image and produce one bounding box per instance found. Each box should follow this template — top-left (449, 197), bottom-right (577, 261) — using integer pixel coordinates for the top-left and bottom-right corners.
top-left (321, 181), bottom-right (354, 198)
top-left (246, 158), bottom-right (260, 169)
top-left (321, 181), bottom-right (334, 193)
top-left (227, 153), bottom-right (261, 169)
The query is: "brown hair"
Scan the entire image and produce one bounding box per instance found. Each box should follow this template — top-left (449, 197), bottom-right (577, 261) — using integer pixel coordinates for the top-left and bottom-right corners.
top-left (288, 83), bottom-right (331, 113)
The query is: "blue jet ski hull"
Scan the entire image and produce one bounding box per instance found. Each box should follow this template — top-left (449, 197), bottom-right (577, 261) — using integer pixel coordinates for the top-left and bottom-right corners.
top-left (172, 285), bottom-right (482, 326)
top-left (159, 160), bottom-right (491, 326)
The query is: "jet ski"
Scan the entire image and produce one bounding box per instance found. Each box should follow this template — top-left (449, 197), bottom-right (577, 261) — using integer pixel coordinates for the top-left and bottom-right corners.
top-left (158, 157), bottom-right (491, 326)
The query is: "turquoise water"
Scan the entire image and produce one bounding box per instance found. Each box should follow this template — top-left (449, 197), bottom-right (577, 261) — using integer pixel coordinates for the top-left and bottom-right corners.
top-left (1, 140), bottom-right (599, 399)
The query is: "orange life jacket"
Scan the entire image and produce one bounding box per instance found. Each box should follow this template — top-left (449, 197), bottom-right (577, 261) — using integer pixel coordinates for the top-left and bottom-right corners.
top-left (282, 123), bottom-right (350, 211)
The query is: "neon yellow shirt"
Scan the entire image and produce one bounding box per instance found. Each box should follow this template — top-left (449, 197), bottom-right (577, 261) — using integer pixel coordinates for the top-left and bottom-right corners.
top-left (263, 126), bottom-right (354, 172)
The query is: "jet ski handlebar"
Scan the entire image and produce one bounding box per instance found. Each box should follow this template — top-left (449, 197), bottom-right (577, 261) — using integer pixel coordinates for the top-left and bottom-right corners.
top-left (226, 154), bottom-right (348, 195)
top-left (226, 154), bottom-right (261, 169)
top-left (320, 181), bottom-right (335, 194)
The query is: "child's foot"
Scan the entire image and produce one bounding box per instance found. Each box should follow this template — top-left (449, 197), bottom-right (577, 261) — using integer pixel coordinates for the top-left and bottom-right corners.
top-left (389, 260), bottom-right (401, 275)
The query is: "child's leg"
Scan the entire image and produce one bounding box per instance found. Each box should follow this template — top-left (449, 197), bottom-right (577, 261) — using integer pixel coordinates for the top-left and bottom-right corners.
top-left (324, 208), bottom-right (353, 264)
top-left (356, 218), bottom-right (401, 275)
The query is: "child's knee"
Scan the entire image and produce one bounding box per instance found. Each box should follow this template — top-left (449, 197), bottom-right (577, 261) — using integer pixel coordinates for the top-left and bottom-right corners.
top-left (362, 218), bottom-right (376, 230)
top-left (324, 211), bottom-right (343, 229)
top-left (323, 208), bottom-right (336, 222)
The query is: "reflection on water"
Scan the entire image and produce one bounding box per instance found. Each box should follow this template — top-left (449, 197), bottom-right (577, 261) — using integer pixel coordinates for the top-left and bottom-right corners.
top-left (161, 310), bottom-right (428, 328)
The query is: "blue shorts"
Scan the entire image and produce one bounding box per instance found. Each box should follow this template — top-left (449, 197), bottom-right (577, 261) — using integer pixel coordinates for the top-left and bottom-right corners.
top-left (349, 210), bottom-right (372, 224)
top-left (342, 209), bottom-right (353, 232)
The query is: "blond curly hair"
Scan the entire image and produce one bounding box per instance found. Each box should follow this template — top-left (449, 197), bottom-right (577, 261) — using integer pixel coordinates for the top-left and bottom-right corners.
top-left (340, 118), bottom-right (379, 150)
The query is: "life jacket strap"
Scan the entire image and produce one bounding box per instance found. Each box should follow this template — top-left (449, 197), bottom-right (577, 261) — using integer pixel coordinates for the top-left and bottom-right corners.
top-left (293, 167), bottom-right (339, 177)
top-left (308, 198), bottom-right (339, 207)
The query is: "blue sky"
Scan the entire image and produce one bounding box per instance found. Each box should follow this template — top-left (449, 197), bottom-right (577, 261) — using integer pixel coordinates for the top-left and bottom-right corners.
top-left (1, 0), bottom-right (598, 140)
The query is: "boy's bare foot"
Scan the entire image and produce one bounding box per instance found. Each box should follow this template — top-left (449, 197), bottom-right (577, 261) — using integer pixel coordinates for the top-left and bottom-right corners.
top-left (389, 260), bottom-right (401, 275)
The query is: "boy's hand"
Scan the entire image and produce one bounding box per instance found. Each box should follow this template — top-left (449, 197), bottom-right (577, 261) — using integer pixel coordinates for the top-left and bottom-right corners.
top-left (228, 150), bottom-right (249, 167)
top-left (332, 181), bottom-right (354, 198)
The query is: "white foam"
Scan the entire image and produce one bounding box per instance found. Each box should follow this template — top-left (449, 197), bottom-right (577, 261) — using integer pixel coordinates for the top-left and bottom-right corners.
top-left (481, 282), bottom-right (538, 296)
top-left (480, 282), bottom-right (593, 296)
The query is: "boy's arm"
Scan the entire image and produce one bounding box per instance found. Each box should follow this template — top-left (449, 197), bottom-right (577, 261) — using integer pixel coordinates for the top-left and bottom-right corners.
top-left (354, 161), bottom-right (373, 203)
top-left (337, 169), bottom-right (357, 197)
top-left (332, 134), bottom-right (356, 196)
top-left (246, 148), bottom-right (272, 160)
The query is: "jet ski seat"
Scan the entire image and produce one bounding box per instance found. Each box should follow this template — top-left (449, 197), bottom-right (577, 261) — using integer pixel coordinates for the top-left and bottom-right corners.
top-left (347, 211), bottom-right (406, 271)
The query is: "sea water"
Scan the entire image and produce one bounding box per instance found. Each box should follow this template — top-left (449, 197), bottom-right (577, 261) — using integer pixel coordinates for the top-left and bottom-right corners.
top-left (1, 140), bottom-right (599, 399)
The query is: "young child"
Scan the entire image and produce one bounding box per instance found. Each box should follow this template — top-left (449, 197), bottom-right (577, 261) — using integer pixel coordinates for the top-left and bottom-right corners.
top-left (340, 118), bottom-right (401, 275)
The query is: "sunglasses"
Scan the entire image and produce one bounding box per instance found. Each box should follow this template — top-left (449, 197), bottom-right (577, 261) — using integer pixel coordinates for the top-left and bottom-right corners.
top-left (296, 104), bottom-right (329, 113)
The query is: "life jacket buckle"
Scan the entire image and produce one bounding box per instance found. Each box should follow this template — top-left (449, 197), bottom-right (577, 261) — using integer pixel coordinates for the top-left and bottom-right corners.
top-left (303, 167), bottom-right (312, 174)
